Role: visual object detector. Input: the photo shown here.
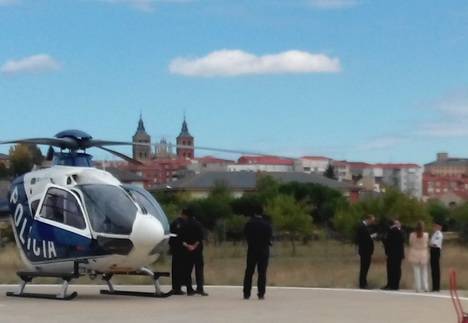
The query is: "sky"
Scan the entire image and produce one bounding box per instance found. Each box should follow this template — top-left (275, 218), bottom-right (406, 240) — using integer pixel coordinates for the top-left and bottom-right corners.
top-left (1, 0), bottom-right (468, 164)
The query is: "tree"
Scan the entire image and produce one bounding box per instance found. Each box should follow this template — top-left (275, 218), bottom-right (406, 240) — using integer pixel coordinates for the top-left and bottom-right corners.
top-left (266, 194), bottom-right (312, 255)
top-left (427, 200), bottom-right (451, 229)
top-left (452, 203), bottom-right (468, 243)
top-left (26, 144), bottom-right (44, 165)
top-left (0, 163), bottom-right (8, 179)
top-left (256, 175), bottom-right (280, 204)
top-left (224, 214), bottom-right (248, 243)
top-left (324, 164), bottom-right (336, 179)
top-left (332, 205), bottom-right (361, 241)
top-left (9, 144), bottom-right (33, 176)
top-left (231, 194), bottom-right (263, 217)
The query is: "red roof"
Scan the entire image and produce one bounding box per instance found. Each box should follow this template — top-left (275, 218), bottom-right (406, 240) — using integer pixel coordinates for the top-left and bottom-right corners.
top-left (196, 156), bottom-right (234, 164)
top-left (347, 162), bottom-right (373, 169)
top-left (374, 163), bottom-right (420, 169)
top-left (301, 156), bottom-right (330, 161)
top-left (238, 156), bottom-right (294, 166)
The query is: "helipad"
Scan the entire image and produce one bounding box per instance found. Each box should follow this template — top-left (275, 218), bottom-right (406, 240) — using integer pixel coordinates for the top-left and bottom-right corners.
top-left (0, 285), bottom-right (459, 323)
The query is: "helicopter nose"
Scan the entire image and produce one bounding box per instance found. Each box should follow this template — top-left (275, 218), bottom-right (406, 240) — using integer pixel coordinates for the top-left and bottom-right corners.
top-left (131, 213), bottom-right (165, 251)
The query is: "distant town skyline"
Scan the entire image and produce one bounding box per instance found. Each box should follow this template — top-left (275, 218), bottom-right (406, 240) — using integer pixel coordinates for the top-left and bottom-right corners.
top-left (1, 1), bottom-right (468, 164)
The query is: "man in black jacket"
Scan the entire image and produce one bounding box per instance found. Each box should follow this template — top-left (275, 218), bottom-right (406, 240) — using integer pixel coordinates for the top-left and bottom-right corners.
top-left (356, 214), bottom-right (376, 289)
top-left (243, 207), bottom-right (273, 300)
top-left (169, 208), bottom-right (189, 295)
top-left (382, 220), bottom-right (405, 290)
top-left (181, 209), bottom-right (208, 296)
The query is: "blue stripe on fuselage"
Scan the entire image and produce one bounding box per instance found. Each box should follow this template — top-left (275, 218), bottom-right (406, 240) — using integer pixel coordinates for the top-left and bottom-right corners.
top-left (8, 176), bottom-right (102, 263)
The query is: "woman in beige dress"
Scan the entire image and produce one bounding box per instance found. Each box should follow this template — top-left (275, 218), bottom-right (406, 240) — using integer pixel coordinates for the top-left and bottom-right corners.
top-left (408, 221), bottom-right (429, 292)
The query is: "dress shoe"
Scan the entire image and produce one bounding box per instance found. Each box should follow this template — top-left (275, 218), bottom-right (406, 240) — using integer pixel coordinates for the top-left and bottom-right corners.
top-left (196, 290), bottom-right (209, 296)
top-left (169, 289), bottom-right (185, 296)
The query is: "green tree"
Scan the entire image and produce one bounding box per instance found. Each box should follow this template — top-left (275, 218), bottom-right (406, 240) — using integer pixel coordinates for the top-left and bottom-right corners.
top-left (231, 194), bottom-right (262, 217)
top-left (256, 175), bottom-right (280, 204)
top-left (224, 214), bottom-right (248, 243)
top-left (452, 203), bottom-right (468, 243)
top-left (324, 164), bottom-right (336, 179)
top-left (9, 144), bottom-right (33, 176)
top-left (0, 163), bottom-right (9, 179)
top-left (266, 194), bottom-right (312, 255)
top-left (427, 199), bottom-right (451, 229)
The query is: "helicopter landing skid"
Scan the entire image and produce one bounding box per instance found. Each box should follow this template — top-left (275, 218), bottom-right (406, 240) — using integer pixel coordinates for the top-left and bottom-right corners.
top-left (99, 269), bottom-right (171, 298)
top-left (6, 268), bottom-right (80, 300)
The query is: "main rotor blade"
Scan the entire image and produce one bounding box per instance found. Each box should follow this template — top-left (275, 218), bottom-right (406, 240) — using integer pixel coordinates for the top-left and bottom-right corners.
top-left (89, 140), bottom-right (135, 147)
top-left (96, 146), bottom-right (143, 166)
top-left (134, 141), bottom-right (297, 160)
top-left (0, 137), bottom-right (78, 149)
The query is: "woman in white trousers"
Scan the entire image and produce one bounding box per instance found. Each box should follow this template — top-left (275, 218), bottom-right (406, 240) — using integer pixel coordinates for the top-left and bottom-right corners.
top-left (408, 221), bottom-right (429, 292)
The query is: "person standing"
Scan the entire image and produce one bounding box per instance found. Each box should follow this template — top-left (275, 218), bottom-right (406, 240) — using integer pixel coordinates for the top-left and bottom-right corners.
top-left (181, 209), bottom-right (208, 296)
top-left (382, 220), bottom-right (405, 290)
top-left (356, 215), bottom-right (376, 289)
top-left (408, 221), bottom-right (430, 292)
top-left (169, 208), bottom-right (189, 295)
top-left (430, 221), bottom-right (444, 292)
top-left (243, 207), bottom-right (272, 300)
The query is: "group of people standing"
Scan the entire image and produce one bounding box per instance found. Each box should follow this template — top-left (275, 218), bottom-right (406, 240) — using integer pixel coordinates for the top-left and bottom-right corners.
top-left (169, 207), bottom-right (208, 296)
top-left (357, 215), bottom-right (444, 292)
top-left (169, 206), bottom-right (273, 299)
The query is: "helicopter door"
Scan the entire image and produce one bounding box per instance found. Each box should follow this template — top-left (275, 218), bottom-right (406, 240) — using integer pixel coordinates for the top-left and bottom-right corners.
top-left (33, 185), bottom-right (92, 253)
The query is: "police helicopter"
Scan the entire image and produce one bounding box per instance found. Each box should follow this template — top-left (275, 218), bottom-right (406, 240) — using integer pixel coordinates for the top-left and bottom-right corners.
top-left (0, 129), bottom-right (293, 301)
top-left (0, 130), bottom-right (177, 300)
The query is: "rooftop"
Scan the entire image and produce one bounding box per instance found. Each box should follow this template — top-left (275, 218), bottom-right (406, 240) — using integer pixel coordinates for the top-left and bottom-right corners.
top-left (161, 171), bottom-right (353, 192)
top-left (238, 156), bottom-right (294, 166)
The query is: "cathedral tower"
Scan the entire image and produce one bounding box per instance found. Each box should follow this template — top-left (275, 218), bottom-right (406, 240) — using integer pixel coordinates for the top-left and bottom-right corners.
top-left (132, 114), bottom-right (151, 161)
top-left (176, 117), bottom-right (194, 159)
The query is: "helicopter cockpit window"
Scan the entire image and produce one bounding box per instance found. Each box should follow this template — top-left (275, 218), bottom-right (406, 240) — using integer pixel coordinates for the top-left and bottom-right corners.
top-left (123, 185), bottom-right (170, 234)
top-left (78, 184), bottom-right (137, 235)
top-left (39, 188), bottom-right (86, 230)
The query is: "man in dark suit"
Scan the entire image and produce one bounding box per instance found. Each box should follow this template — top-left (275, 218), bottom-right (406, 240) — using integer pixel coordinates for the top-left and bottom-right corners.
top-left (169, 208), bottom-right (189, 295)
top-left (356, 214), bottom-right (376, 289)
top-left (181, 208), bottom-right (208, 296)
top-left (243, 206), bottom-right (273, 300)
top-left (382, 219), bottom-right (405, 290)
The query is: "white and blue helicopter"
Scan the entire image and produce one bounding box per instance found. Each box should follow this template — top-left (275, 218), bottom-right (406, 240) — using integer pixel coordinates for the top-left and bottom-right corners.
top-left (0, 130), bottom-right (173, 300)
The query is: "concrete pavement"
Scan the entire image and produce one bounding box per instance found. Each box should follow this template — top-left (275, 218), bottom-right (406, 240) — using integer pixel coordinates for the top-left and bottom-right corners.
top-left (0, 285), bottom-right (460, 323)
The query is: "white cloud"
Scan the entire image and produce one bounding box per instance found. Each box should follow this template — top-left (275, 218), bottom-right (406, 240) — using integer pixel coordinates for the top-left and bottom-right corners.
top-left (308, 0), bottom-right (360, 10)
top-left (0, 0), bottom-right (19, 6)
top-left (417, 122), bottom-right (468, 138)
top-left (416, 88), bottom-right (468, 137)
top-left (169, 49), bottom-right (341, 77)
top-left (1, 54), bottom-right (61, 75)
top-left (101, 0), bottom-right (155, 12)
top-left (100, 0), bottom-right (193, 12)
top-left (357, 136), bottom-right (403, 151)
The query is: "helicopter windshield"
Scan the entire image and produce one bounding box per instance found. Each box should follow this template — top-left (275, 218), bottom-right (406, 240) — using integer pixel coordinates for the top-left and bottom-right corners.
top-left (78, 184), bottom-right (137, 235)
top-left (123, 185), bottom-right (170, 234)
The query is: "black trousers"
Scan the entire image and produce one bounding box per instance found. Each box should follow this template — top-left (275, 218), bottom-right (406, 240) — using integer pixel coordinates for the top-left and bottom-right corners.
top-left (386, 256), bottom-right (403, 289)
top-left (171, 251), bottom-right (184, 291)
top-left (243, 248), bottom-right (269, 297)
top-left (359, 253), bottom-right (372, 288)
top-left (430, 247), bottom-right (441, 291)
top-left (186, 251), bottom-right (205, 292)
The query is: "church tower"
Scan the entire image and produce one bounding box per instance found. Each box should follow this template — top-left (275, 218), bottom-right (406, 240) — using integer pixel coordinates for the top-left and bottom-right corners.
top-left (176, 117), bottom-right (194, 159)
top-left (132, 114), bottom-right (151, 161)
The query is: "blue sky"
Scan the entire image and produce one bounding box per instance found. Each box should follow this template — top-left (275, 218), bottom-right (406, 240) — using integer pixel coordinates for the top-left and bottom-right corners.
top-left (1, 0), bottom-right (468, 164)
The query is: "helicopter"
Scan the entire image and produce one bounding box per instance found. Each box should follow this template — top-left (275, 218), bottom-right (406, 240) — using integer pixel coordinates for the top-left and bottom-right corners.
top-left (0, 130), bottom-right (175, 300)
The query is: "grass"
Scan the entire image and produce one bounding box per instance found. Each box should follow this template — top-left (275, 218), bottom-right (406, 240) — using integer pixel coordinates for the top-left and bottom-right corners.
top-left (1, 240), bottom-right (467, 290)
